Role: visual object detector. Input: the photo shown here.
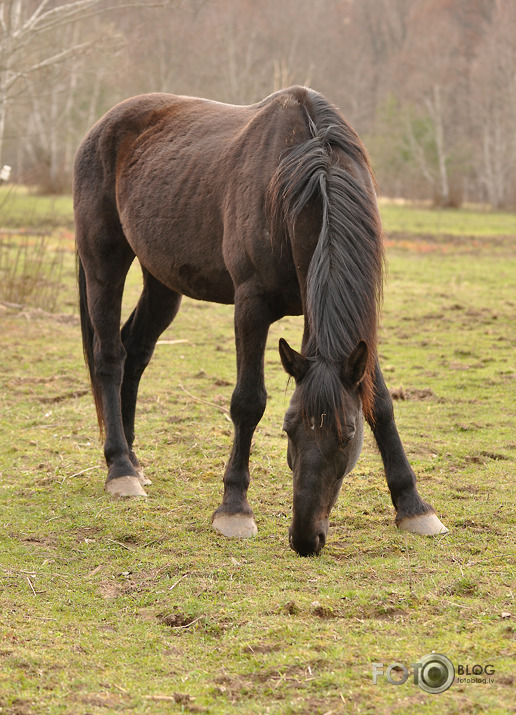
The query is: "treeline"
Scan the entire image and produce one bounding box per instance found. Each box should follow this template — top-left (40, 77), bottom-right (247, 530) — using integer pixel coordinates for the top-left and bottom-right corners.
top-left (1, 0), bottom-right (515, 208)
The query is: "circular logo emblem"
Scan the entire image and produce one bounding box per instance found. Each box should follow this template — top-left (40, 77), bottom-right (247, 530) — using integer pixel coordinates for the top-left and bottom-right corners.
top-left (417, 653), bottom-right (455, 694)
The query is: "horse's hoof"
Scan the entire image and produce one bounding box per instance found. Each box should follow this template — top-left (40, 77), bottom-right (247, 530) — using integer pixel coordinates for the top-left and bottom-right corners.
top-left (105, 476), bottom-right (148, 498)
top-left (136, 469), bottom-right (152, 486)
top-left (397, 513), bottom-right (449, 536)
top-left (212, 513), bottom-right (258, 538)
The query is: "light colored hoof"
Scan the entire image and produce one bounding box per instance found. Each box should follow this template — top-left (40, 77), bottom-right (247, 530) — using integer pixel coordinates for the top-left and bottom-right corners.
top-left (398, 513), bottom-right (449, 536)
top-left (212, 513), bottom-right (258, 538)
top-left (136, 469), bottom-right (152, 486)
top-left (105, 476), bottom-right (148, 498)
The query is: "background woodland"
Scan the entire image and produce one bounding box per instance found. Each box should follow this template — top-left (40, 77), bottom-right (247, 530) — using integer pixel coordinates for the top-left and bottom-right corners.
top-left (1, 0), bottom-right (515, 208)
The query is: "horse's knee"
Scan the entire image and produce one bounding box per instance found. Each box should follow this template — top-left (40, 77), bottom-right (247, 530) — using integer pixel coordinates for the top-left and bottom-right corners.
top-left (231, 385), bottom-right (267, 428)
top-left (371, 388), bottom-right (395, 426)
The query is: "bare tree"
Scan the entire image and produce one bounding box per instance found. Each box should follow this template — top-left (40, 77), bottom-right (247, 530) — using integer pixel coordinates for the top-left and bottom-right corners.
top-left (470, 0), bottom-right (516, 208)
top-left (1, 0), bottom-right (515, 204)
top-left (0, 0), bottom-right (175, 171)
top-left (1, 1), bottom-right (104, 167)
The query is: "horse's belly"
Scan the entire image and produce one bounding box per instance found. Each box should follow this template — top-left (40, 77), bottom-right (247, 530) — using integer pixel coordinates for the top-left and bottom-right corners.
top-left (127, 228), bottom-right (235, 303)
top-left (146, 253), bottom-right (235, 304)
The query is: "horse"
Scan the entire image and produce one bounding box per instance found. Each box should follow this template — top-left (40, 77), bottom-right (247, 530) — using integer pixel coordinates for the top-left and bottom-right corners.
top-left (74, 86), bottom-right (448, 556)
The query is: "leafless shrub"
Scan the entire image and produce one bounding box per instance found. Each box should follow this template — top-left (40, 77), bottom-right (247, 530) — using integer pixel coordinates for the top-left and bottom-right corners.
top-left (0, 233), bottom-right (64, 312)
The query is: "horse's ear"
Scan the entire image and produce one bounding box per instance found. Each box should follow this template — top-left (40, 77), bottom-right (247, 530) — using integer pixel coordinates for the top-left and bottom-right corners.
top-left (279, 338), bottom-right (309, 383)
top-left (342, 340), bottom-right (369, 386)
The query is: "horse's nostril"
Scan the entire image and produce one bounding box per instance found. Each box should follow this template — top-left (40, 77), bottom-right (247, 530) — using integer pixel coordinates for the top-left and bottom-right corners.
top-left (317, 531), bottom-right (326, 550)
top-left (290, 533), bottom-right (321, 557)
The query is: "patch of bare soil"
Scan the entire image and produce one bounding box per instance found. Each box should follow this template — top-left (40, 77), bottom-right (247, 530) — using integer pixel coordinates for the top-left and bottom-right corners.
top-left (311, 604), bottom-right (339, 619)
top-left (390, 386), bottom-right (439, 401)
top-left (385, 231), bottom-right (515, 254)
top-left (281, 600), bottom-right (301, 615)
top-left (243, 643), bottom-right (282, 654)
top-left (8, 373), bottom-right (88, 403)
top-left (98, 581), bottom-right (124, 600)
top-left (465, 450), bottom-right (511, 465)
top-left (143, 692), bottom-right (204, 711)
top-left (20, 535), bottom-right (58, 550)
top-left (98, 567), bottom-right (172, 600)
top-left (1, 302), bottom-right (79, 324)
top-left (0, 699), bottom-right (35, 715)
top-left (157, 610), bottom-right (203, 628)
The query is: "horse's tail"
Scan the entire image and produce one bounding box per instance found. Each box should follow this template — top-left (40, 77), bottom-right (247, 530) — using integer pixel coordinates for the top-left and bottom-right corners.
top-left (77, 255), bottom-right (104, 435)
top-left (266, 88), bottom-right (384, 421)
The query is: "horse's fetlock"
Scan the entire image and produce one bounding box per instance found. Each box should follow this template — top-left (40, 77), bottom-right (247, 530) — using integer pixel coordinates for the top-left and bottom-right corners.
top-left (395, 489), bottom-right (433, 520)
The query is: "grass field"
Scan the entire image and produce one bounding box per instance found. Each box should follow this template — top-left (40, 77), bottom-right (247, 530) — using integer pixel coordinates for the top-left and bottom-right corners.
top-left (2, 185), bottom-right (516, 236)
top-left (0, 191), bottom-right (515, 714)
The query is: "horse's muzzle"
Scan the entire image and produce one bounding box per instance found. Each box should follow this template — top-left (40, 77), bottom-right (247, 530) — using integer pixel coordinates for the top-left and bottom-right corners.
top-left (289, 519), bottom-right (328, 556)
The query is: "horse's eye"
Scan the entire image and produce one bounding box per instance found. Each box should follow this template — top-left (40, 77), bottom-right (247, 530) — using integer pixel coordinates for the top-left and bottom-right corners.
top-left (339, 426), bottom-right (356, 448)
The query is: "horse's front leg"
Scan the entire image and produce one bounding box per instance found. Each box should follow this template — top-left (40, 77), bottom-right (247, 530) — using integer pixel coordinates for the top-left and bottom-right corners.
top-left (368, 360), bottom-right (448, 535)
top-left (212, 290), bottom-right (271, 538)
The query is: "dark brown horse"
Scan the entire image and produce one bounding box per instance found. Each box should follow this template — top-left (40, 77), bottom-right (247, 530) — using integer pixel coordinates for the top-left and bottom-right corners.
top-left (74, 86), bottom-right (447, 555)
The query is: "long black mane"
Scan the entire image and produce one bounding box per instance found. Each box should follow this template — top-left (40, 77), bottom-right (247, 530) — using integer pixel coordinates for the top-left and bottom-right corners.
top-left (267, 89), bottom-right (384, 428)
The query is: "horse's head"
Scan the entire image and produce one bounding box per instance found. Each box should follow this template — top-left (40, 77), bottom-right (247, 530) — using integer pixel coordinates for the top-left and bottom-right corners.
top-left (279, 338), bottom-right (368, 556)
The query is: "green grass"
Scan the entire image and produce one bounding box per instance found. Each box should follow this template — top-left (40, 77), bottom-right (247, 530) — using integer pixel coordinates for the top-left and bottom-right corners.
top-left (0, 186), bottom-right (74, 230)
top-left (2, 185), bottom-right (515, 237)
top-left (379, 199), bottom-right (516, 237)
top-left (0, 201), bottom-right (515, 713)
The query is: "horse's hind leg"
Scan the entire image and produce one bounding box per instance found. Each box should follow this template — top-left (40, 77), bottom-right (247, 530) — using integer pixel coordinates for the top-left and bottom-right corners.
top-left (79, 238), bottom-right (147, 497)
top-left (76, 183), bottom-right (155, 497)
top-left (368, 361), bottom-right (448, 535)
top-left (120, 270), bottom-right (182, 484)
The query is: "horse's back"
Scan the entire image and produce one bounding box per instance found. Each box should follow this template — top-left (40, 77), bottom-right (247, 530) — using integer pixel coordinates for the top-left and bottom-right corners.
top-left (74, 88), bottom-right (317, 304)
top-left (74, 88), bottom-right (311, 184)
top-left (74, 87), bottom-right (377, 310)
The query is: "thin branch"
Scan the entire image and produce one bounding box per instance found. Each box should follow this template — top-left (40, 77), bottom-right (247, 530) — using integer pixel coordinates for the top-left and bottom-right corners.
top-left (169, 572), bottom-right (190, 591)
top-left (86, 565), bottom-right (104, 578)
top-left (107, 539), bottom-right (134, 551)
top-left (21, 0), bottom-right (53, 35)
top-left (62, 465), bottom-right (99, 485)
top-left (20, 41), bottom-right (96, 77)
top-left (17, 0), bottom-right (177, 41)
top-left (178, 381), bottom-right (231, 418)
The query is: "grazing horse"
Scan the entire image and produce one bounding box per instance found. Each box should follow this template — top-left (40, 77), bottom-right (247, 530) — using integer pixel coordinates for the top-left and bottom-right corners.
top-left (74, 86), bottom-right (447, 556)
